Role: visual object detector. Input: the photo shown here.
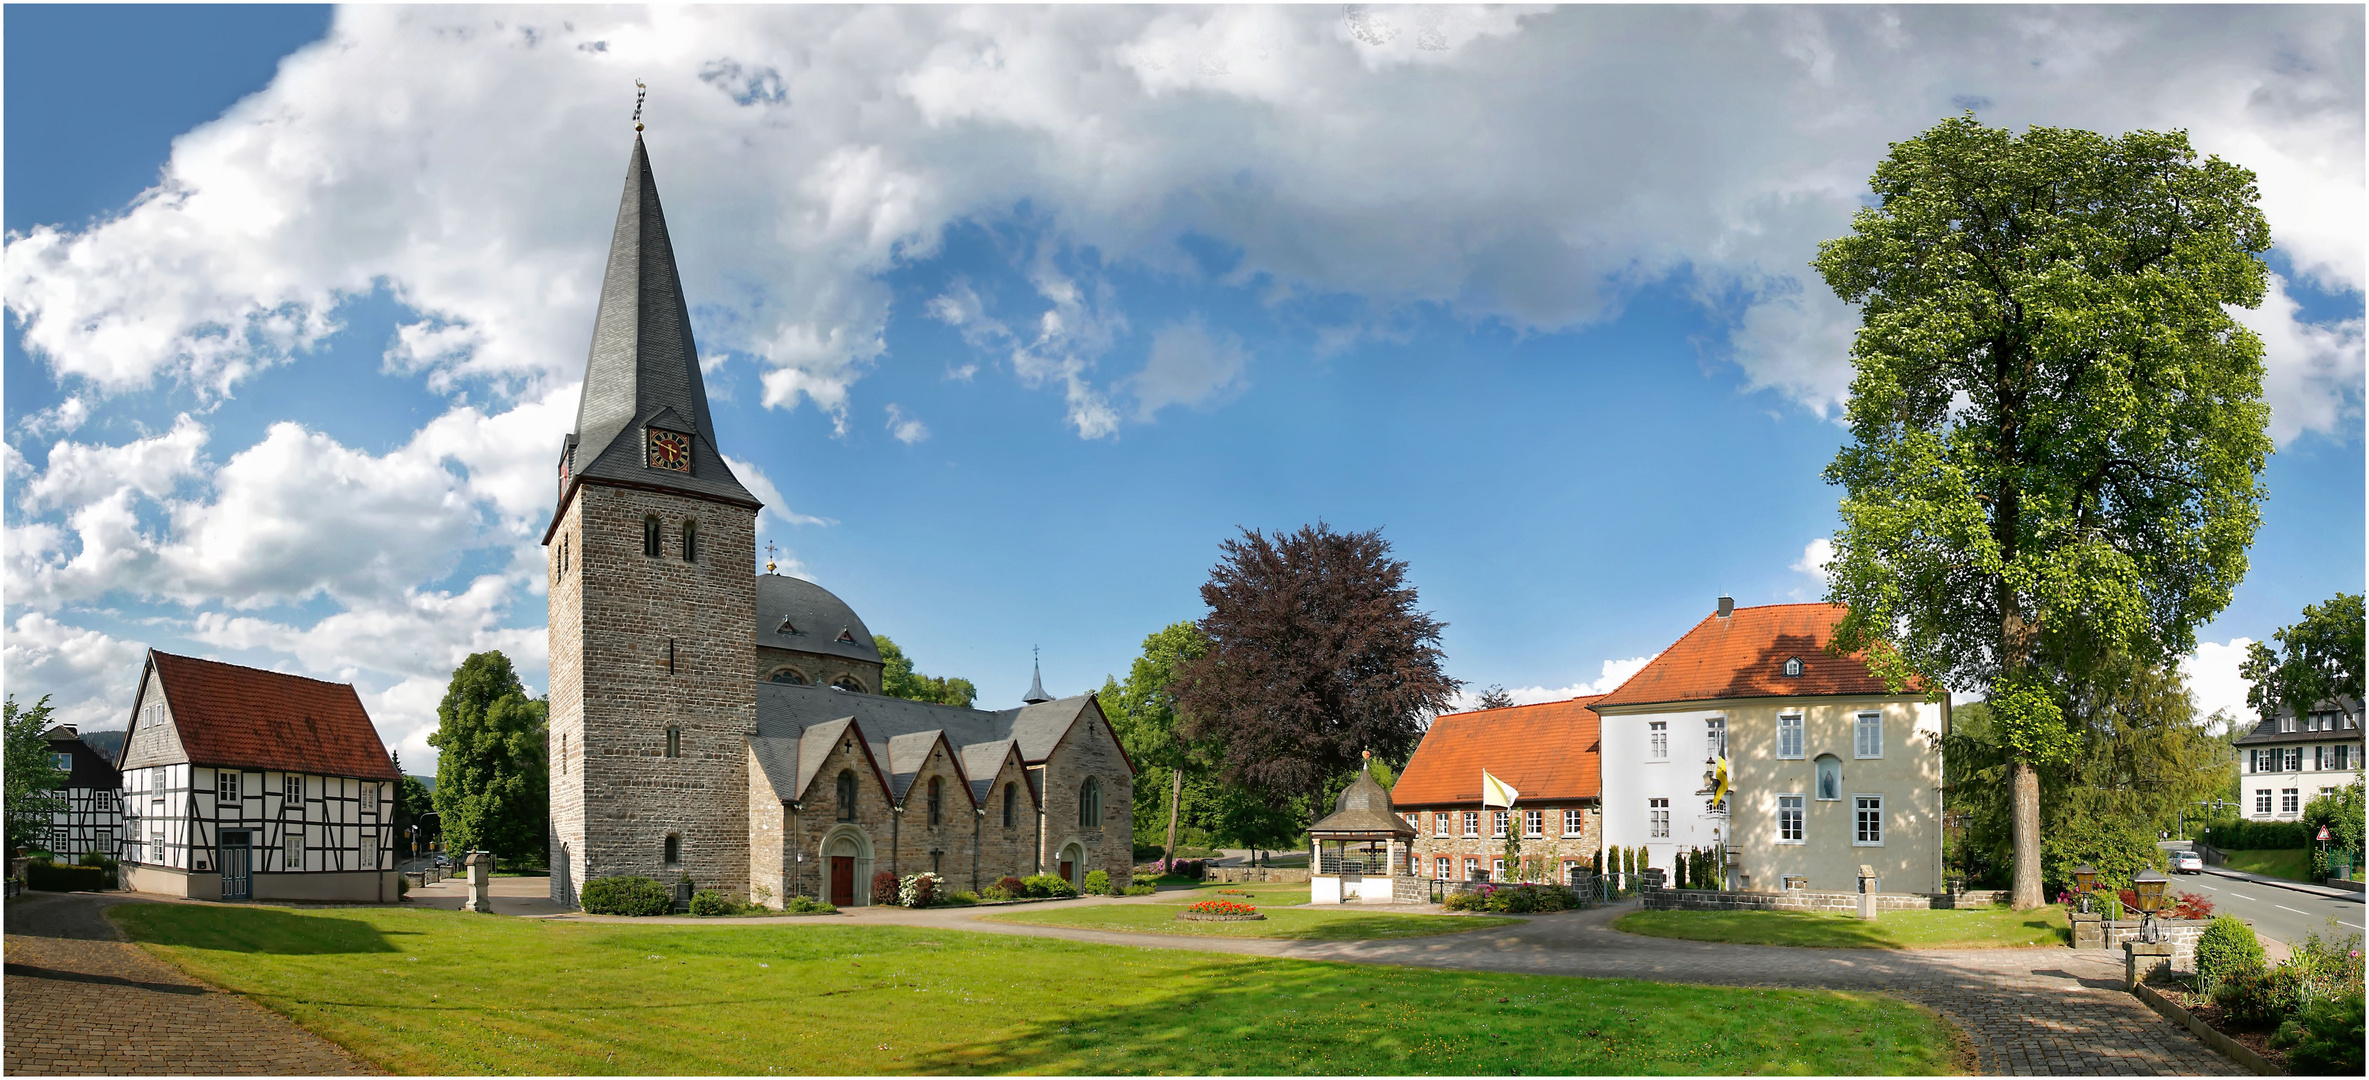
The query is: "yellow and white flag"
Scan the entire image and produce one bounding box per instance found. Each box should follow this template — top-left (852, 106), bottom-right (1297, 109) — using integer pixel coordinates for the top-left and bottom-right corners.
top-left (1711, 756), bottom-right (1730, 807)
top-left (1481, 769), bottom-right (1520, 808)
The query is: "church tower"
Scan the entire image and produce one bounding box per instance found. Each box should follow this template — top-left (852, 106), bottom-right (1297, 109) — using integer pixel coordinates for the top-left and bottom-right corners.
top-left (544, 134), bottom-right (760, 906)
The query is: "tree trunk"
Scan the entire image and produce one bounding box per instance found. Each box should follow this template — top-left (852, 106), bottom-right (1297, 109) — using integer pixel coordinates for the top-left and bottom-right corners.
top-left (1163, 767), bottom-right (1183, 864)
top-left (2010, 757), bottom-right (2043, 909)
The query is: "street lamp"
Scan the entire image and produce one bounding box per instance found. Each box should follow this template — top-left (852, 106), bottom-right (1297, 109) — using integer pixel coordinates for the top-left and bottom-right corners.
top-left (2071, 863), bottom-right (2098, 915)
top-left (2131, 868), bottom-right (2170, 943)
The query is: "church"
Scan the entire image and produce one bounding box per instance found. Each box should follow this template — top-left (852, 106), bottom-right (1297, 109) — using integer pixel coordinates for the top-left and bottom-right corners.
top-left (543, 133), bottom-right (1135, 909)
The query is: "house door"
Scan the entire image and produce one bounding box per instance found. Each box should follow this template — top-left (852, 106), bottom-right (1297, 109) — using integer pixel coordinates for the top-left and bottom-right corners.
top-left (1058, 858), bottom-right (1075, 885)
top-left (219, 831), bottom-right (252, 900)
top-left (829, 857), bottom-right (855, 907)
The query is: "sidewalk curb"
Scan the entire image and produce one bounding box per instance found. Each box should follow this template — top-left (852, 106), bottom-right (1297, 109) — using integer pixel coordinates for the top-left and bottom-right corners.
top-left (2196, 866), bottom-right (2360, 901)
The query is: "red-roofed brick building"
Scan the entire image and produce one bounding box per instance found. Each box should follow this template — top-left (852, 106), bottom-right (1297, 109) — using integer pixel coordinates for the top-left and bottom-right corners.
top-left (1592, 600), bottom-right (1947, 896)
top-left (1394, 696), bottom-right (1604, 884)
top-left (117, 650), bottom-right (401, 903)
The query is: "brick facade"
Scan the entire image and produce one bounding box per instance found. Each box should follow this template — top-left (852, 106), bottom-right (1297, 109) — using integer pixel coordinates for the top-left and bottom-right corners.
top-left (548, 482), bottom-right (758, 905)
top-left (1404, 804), bottom-right (1602, 882)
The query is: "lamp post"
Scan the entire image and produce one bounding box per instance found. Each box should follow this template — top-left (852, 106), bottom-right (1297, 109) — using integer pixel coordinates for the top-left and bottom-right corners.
top-left (2071, 862), bottom-right (2098, 915)
top-left (2131, 868), bottom-right (2170, 944)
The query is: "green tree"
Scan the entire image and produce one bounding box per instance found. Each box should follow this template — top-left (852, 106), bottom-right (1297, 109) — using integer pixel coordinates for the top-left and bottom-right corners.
top-left (4, 695), bottom-right (68, 853)
top-left (1815, 116), bottom-right (2273, 908)
top-left (389, 753), bottom-right (436, 861)
top-left (2240, 592), bottom-right (2364, 729)
top-left (2303, 780), bottom-right (2365, 863)
top-left (427, 653), bottom-right (549, 864)
top-left (1099, 622), bottom-right (1211, 862)
top-left (874, 635), bottom-right (977, 707)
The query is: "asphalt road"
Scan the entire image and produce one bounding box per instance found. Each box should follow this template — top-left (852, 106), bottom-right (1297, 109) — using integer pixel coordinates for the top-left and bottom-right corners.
top-left (2157, 840), bottom-right (2365, 947)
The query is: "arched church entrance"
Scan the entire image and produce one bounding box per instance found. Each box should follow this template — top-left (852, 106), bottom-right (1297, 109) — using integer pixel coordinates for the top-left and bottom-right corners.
top-left (819, 827), bottom-right (875, 907)
top-left (1056, 840), bottom-right (1087, 891)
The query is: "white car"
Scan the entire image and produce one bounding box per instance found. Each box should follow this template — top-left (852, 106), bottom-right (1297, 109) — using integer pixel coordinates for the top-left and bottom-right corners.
top-left (2171, 851), bottom-right (2204, 874)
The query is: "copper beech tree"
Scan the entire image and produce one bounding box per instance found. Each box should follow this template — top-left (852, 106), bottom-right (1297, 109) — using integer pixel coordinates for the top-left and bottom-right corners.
top-left (1172, 523), bottom-right (1460, 828)
top-left (1816, 117), bottom-right (2273, 909)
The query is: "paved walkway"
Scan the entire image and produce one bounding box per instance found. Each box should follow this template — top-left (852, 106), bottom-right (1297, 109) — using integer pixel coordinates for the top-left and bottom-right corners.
top-left (3, 892), bottom-right (377, 1076)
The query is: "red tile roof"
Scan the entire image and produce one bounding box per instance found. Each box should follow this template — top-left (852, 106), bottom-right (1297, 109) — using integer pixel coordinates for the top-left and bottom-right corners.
top-left (1588, 603), bottom-right (1903, 709)
top-left (149, 651), bottom-right (400, 780)
top-left (1392, 696), bottom-right (1602, 806)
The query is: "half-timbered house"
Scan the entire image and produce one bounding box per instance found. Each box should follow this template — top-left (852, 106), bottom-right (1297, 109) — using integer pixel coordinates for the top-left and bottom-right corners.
top-left (118, 650), bottom-right (402, 903)
top-left (41, 724), bottom-right (124, 860)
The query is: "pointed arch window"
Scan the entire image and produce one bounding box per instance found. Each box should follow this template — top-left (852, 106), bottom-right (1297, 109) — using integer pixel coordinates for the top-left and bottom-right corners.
top-left (1079, 777), bottom-right (1101, 828)
top-left (642, 515), bottom-right (662, 558)
top-left (681, 520), bottom-right (698, 563)
top-left (836, 770), bottom-right (858, 822)
top-left (1002, 782), bottom-right (1016, 828)
top-left (928, 776), bottom-right (943, 825)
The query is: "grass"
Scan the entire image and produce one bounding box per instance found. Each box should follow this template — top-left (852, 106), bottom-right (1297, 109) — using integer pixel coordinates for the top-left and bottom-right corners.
top-left (984, 902), bottom-right (1521, 941)
top-left (1614, 905), bottom-right (2069, 950)
top-left (112, 903), bottom-right (1962, 1075)
top-left (2217, 848), bottom-right (2314, 882)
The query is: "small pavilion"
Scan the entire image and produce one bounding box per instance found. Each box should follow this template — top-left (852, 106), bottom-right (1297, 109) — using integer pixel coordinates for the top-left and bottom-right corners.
top-left (1308, 756), bottom-right (1417, 904)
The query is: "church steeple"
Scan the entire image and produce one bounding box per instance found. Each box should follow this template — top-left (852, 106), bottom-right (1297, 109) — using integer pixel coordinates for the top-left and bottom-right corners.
top-left (555, 134), bottom-right (758, 522)
top-left (1023, 647), bottom-right (1053, 705)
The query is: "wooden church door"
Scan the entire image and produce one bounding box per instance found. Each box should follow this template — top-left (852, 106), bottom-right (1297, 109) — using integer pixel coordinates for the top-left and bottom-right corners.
top-left (829, 856), bottom-right (854, 907)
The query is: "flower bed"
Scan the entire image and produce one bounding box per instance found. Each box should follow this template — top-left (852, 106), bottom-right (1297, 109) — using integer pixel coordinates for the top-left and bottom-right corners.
top-left (1178, 899), bottom-right (1264, 922)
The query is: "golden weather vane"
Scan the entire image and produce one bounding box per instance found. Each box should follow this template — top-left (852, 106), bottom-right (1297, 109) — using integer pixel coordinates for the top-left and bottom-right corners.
top-left (633, 79), bottom-right (647, 132)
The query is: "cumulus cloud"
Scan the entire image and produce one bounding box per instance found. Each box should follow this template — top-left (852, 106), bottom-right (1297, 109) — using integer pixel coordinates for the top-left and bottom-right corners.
top-left (1451, 653), bottom-right (1659, 712)
top-left (1788, 537), bottom-right (1834, 600)
top-left (2182, 637), bottom-right (2259, 733)
top-left (2233, 275), bottom-right (2366, 445)
top-left (722, 453), bottom-right (831, 529)
top-left (0, 613), bottom-right (148, 731)
top-left (1129, 317), bottom-right (1249, 421)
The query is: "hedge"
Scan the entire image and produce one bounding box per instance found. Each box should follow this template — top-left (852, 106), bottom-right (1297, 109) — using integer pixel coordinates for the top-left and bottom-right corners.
top-left (580, 875), bottom-right (673, 916)
top-left (2201, 820), bottom-right (2313, 851)
top-left (26, 861), bottom-right (111, 892)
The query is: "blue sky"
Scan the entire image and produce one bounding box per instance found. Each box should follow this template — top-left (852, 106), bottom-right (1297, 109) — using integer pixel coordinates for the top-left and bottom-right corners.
top-left (6, 6), bottom-right (2362, 769)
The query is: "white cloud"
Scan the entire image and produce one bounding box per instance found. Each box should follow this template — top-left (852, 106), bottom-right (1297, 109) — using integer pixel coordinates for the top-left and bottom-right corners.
top-left (884, 403), bottom-right (930, 444)
top-left (6, 6), bottom-right (2348, 439)
top-left (18, 415), bottom-right (209, 513)
top-left (0, 613), bottom-right (148, 732)
top-left (1129, 317), bottom-right (1249, 421)
top-left (721, 454), bottom-right (831, 530)
top-left (2231, 274), bottom-right (2366, 445)
top-left (1452, 653), bottom-right (1659, 712)
top-left (2182, 637), bottom-right (2259, 733)
top-left (1788, 537), bottom-right (1834, 600)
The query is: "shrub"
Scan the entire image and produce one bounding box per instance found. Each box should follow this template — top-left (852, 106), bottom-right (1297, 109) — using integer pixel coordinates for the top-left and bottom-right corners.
top-left (2285, 923), bottom-right (2367, 1006)
top-left (2215, 965), bottom-right (2301, 1028)
top-left (2272, 989), bottom-right (2366, 1075)
top-left (871, 870), bottom-right (900, 906)
top-left (1124, 883), bottom-right (1157, 896)
top-left (1673, 851), bottom-right (1687, 889)
top-left (75, 852), bottom-right (118, 872)
top-left (1443, 888), bottom-right (1484, 912)
top-left (995, 875), bottom-right (1027, 896)
top-left (982, 884), bottom-right (1013, 901)
top-left (397, 875), bottom-right (410, 896)
top-left (2196, 915), bottom-right (2266, 994)
top-left (689, 889), bottom-right (737, 916)
top-left (784, 894), bottom-right (837, 914)
top-left (945, 889), bottom-right (981, 905)
top-left (1083, 869), bottom-right (1111, 895)
top-left (897, 872), bottom-right (941, 908)
top-left (2170, 891), bottom-right (2214, 920)
top-left (580, 875), bottom-right (672, 916)
top-left (25, 861), bottom-right (110, 893)
top-left (1021, 873), bottom-right (1076, 899)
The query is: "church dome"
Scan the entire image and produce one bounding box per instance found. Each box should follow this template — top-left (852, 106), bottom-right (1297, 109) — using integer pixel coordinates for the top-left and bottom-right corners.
top-left (753, 573), bottom-right (881, 664)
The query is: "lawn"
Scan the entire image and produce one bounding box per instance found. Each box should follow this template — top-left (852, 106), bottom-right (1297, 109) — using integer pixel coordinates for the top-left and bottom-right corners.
top-left (984, 899), bottom-right (1521, 941)
top-left (112, 904), bottom-right (1964, 1075)
top-left (2217, 848), bottom-right (2313, 882)
top-left (1614, 905), bottom-right (2069, 950)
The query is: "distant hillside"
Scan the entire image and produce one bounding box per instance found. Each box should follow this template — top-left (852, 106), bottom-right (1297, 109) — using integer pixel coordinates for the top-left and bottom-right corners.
top-left (77, 729), bottom-right (128, 762)
top-left (410, 774), bottom-right (435, 793)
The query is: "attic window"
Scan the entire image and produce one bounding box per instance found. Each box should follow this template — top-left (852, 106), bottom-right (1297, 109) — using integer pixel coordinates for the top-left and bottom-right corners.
top-left (1782, 657), bottom-right (1804, 677)
top-left (836, 628), bottom-right (856, 643)
top-left (778, 617), bottom-right (800, 635)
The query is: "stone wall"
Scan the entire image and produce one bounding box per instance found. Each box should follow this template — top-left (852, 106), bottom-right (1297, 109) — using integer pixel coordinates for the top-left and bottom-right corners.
top-left (1207, 866), bottom-right (1312, 884)
top-left (746, 749), bottom-right (786, 907)
top-left (2101, 920), bottom-right (2214, 972)
top-left (1406, 804), bottom-right (1601, 882)
top-left (1390, 874), bottom-right (1428, 904)
top-left (556, 484), bottom-right (759, 906)
top-left (1035, 702), bottom-right (1134, 889)
top-left (974, 753), bottom-right (1038, 887)
top-left (752, 644), bottom-right (883, 696)
top-left (891, 740), bottom-right (973, 882)
top-left (786, 727), bottom-right (896, 905)
top-left (1641, 887), bottom-right (1942, 913)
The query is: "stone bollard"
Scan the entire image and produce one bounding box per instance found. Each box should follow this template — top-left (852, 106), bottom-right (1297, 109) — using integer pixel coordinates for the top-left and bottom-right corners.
top-left (2070, 911), bottom-right (2104, 949)
top-left (2124, 940), bottom-right (2173, 989)
top-left (462, 851), bottom-right (496, 913)
top-left (1856, 864), bottom-right (1877, 921)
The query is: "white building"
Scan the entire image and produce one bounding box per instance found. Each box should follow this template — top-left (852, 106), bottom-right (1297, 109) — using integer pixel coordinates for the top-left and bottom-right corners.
top-left (2233, 698), bottom-right (2363, 821)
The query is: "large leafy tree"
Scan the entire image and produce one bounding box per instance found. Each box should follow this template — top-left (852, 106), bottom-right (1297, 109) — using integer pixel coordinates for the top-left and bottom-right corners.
top-left (427, 652), bottom-right (549, 863)
top-left (4, 695), bottom-right (68, 853)
top-left (1816, 116), bottom-right (2272, 908)
top-left (874, 635), bottom-right (977, 707)
top-left (1172, 522), bottom-right (1460, 827)
top-left (1100, 622), bottom-right (1211, 861)
top-left (2239, 592), bottom-right (2364, 729)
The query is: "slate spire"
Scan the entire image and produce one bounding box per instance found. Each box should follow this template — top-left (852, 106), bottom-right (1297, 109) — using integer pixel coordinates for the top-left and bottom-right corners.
top-left (1023, 647), bottom-right (1053, 705)
top-left (558, 135), bottom-right (757, 513)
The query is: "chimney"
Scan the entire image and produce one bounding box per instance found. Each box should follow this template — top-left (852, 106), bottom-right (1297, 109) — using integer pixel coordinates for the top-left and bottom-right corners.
top-left (1717, 596), bottom-right (1735, 618)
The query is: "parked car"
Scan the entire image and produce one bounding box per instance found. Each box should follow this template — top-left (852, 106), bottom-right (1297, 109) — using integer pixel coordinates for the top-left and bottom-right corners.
top-left (2170, 851), bottom-right (2204, 874)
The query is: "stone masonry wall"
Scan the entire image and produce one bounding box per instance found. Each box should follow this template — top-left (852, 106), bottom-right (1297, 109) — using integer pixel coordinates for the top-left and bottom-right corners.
top-left (1407, 804), bottom-right (1601, 881)
top-left (1036, 704), bottom-right (1134, 889)
top-left (753, 645), bottom-right (884, 696)
top-left (1642, 887), bottom-right (1940, 913)
top-left (746, 749), bottom-right (785, 907)
top-left (564, 484), bottom-right (757, 903)
top-left (547, 497), bottom-right (586, 905)
top-left (976, 754), bottom-right (1038, 887)
top-left (785, 729), bottom-right (895, 904)
top-left (893, 740), bottom-right (975, 882)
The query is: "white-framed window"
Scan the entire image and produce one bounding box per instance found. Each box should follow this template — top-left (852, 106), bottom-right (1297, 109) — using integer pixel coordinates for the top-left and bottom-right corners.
top-left (1815, 755), bottom-right (1842, 801)
top-left (283, 774), bottom-right (302, 805)
top-left (362, 835), bottom-right (378, 867)
top-left (1462, 811), bottom-right (1479, 838)
top-left (218, 771), bottom-right (240, 803)
top-left (1522, 809), bottom-right (1542, 838)
top-left (1492, 811), bottom-right (1508, 838)
top-left (1435, 856), bottom-right (1451, 880)
top-left (1782, 656), bottom-right (1804, 677)
top-left (2281, 788), bottom-right (2300, 814)
top-left (1649, 798), bottom-right (1670, 838)
top-left (1562, 808), bottom-right (1586, 837)
top-left (1649, 721), bottom-right (1668, 760)
top-left (1434, 812), bottom-right (1449, 837)
top-left (1778, 794), bottom-right (1805, 844)
top-left (2255, 788), bottom-right (2272, 814)
top-left (1706, 717), bottom-right (1727, 760)
top-left (1777, 714), bottom-right (1804, 759)
top-left (1854, 712), bottom-right (1883, 759)
top-left (52, 751), bottom-right (72, 772)
top-left (1492, 858), bottom-right (1506, 882)
top-left (1853, 794), bottom-right (1884, 845)
top-left (284, 828), bottom-right (303, 869)
top-left (1464, 857), bottom-right (1481, 881)
top-left (2336, 745), bottom-right (2356, 771)
top-left (1401, 812), bottom-right (1417, 831)
top-left (2284, 747), bottom-right (2302, 771)
top-left (362, 784), bottom-right (378, 813)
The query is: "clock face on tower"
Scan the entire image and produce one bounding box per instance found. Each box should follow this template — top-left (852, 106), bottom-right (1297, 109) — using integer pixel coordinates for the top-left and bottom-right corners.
top-left (646, 428), bottom-right (691, 473)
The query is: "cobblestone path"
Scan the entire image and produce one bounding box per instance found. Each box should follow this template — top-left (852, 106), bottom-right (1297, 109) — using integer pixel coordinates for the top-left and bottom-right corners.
top-left (3, 892), bottom-right (376, 1076)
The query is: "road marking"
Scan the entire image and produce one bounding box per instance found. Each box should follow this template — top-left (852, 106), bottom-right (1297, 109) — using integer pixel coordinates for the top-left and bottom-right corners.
top-left (2276, 905), bottom-right (2310, 915)
top-left (2231, 893), bottom-right (2258, 902)
top-left (2343, 921), bottom-right (2365, 931)
top-left (2190, 882), bottom-right (2218, 891)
